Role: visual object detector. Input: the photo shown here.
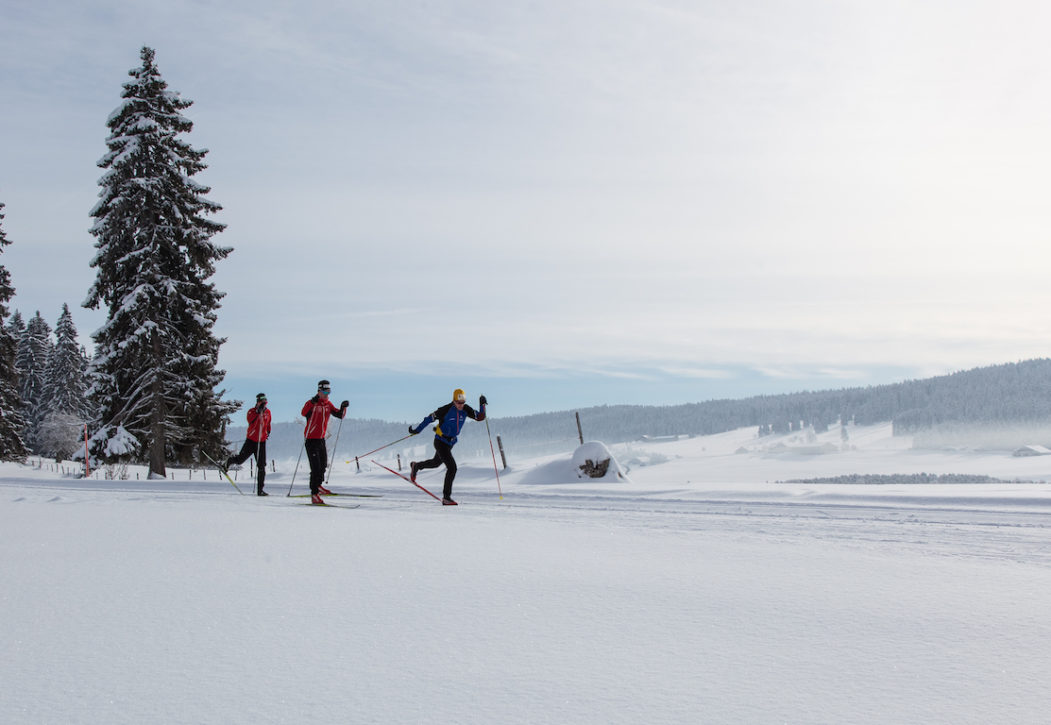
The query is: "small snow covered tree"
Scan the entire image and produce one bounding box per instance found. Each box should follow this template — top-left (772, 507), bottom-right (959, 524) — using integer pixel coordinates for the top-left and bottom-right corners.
top-left (43, 304), bottom-right (90, 420)
top-left (0, 203), bottom-right (28, 461)
top-left (16, 311), bottom-right (53, 453)
top-left (38, 304), bottom-right (91, 460)
top-left (6, 310), bottom-right (25, 343)
top-left (84, 46), bottom-right (237, 477)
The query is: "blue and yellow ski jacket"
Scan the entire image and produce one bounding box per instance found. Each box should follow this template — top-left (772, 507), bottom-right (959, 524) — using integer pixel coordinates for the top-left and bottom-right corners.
top-left (412, 402), bottom-right (485, 446)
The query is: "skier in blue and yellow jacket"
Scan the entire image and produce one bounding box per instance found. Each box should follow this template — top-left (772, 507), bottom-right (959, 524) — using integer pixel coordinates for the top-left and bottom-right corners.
top-left (409, 388), bottom-right (487, 505)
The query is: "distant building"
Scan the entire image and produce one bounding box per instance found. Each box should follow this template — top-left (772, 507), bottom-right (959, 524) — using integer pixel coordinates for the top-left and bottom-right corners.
top-left (1012, 445), bottom-right (1051, 457)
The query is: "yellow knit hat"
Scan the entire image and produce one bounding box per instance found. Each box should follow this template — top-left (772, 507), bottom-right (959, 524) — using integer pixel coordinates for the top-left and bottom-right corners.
top-left (453, 388), bottom-right (466, 403)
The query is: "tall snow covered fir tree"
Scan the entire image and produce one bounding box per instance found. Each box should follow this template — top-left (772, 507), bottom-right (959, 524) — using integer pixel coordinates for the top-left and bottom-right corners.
top-left (84, 47), bottom-right (237, 477)
top-left (0, 203), bottom-right (28, 461)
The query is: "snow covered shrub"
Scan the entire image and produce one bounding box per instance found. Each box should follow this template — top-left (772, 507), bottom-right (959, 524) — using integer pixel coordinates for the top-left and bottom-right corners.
top-left (572, 441), bottom-right (631, 482)
top-left (36, 412), bottom-right (83, 462)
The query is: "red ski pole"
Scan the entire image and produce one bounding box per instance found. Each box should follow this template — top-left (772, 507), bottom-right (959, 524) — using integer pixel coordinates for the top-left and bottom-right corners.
top-left (371, 459), bottom-right (442, 502)
top-left (485, 417), bottom-right (503, 500)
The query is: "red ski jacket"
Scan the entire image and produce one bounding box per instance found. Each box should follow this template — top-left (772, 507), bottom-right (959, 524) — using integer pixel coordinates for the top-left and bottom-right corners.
top-left (302, 397), bottom-right (345, 439)
top-left (246, 406), bottom-right (272, 443)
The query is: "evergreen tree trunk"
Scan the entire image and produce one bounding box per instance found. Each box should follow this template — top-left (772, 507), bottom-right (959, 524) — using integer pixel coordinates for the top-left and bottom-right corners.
top-left (149, 340), bottom-right (166, 477)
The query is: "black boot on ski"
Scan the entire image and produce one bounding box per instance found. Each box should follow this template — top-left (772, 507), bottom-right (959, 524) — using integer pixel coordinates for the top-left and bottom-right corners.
top-left (410, 462), bottom-right (419, 483)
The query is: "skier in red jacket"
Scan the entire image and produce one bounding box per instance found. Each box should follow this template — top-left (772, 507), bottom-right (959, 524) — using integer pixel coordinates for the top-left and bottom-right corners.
top-left (301, 380), bottom-right (349, 504)
top-left (226, 392), bottom-right (272, 496)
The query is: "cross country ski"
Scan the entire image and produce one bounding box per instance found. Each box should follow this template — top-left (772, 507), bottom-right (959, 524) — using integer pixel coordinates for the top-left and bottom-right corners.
top-left (289, 492), bottom-right (382, 499)
top-left (371, 460), bottom-right (445, 503)
top-left (299, 502), bottom-right (360, 509)
top-left (201, 450), bottom-right (244, 495)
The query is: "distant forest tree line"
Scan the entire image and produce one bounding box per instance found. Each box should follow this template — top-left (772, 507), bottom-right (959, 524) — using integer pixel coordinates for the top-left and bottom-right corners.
top-left (484, 359), bottom-right (1051, 452)
top-left (232, 359), bottom-right (1051, 464)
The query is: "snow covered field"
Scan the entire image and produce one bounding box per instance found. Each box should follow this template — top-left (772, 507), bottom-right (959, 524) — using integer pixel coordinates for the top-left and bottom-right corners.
top-left (4, 423), bottom-right (1051, 724)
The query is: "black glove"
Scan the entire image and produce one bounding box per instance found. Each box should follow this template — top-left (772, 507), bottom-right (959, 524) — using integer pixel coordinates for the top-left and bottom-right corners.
top-left (340, 400), bottom-right (349, 409)
top-left (479, 395), bottom-right (488, 406)
top-left (310, 395), bottom-right (319, 404)
top-left (408, 425), bottom-right (417, 435)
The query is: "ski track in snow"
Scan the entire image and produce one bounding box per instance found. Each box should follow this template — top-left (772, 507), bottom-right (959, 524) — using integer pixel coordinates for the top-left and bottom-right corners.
top-left (6, 475), bottom-right (1051, 570)
top-left (5, 425), bottom-right (1051, 724)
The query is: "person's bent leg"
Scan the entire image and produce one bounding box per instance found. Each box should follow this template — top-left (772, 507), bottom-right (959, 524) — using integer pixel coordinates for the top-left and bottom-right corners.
top-left (227, 440), bottom-right (254, 469)
top-left (435, 440), bottom-right (457, 499)
top-left (416, 442), bottom-right (444, 472)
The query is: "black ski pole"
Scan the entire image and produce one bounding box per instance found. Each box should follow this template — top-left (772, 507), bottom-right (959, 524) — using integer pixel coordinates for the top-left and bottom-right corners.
top-left (352, 433), bottom-right (414, 461)
top-left (326, 413), bottom-right (346, 486)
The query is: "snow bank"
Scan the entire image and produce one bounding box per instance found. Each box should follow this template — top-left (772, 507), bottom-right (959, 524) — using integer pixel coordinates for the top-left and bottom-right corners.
top-left (512, 441), bottom-right (631, 485)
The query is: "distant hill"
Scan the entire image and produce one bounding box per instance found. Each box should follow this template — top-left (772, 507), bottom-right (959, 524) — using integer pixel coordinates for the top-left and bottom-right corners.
top-left (489, 358), bottom-right (1051, 446)
top-left (230, 358), bottom-right (1051, 461)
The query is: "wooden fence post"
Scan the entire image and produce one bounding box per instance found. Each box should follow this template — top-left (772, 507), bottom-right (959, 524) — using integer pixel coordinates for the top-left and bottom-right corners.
top-left (497, 435), bottom-right (508, 469)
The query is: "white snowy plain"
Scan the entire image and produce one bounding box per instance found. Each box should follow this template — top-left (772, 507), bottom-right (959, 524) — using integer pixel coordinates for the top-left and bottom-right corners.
top-left (4, 422), bottom-right (1051, 725)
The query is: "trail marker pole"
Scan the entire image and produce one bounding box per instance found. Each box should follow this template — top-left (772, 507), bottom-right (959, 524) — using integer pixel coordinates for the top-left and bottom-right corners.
top-left (497, 435), bottom-right (507, 470)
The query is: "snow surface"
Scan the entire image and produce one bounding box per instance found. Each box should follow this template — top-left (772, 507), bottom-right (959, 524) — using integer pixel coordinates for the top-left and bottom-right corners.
top-left (4, 423), bottom-right (1051, 724)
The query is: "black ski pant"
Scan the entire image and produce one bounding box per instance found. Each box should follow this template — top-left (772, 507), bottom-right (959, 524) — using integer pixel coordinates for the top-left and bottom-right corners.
top-left (416, 438), bottom-right (457, 499)
top-left (305, 438), bottom-right (328, 495)
top-left (228, 440), bottom-right (267, 492)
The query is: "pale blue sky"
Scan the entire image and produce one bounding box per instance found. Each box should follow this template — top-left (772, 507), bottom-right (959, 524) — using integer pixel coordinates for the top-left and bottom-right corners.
top-left (3, 0), bottom-right (1051, 421)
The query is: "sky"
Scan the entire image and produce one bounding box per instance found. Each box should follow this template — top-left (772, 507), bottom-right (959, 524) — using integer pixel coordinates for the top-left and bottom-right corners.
top-left (3, 0), bottom-right (1051, 422)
